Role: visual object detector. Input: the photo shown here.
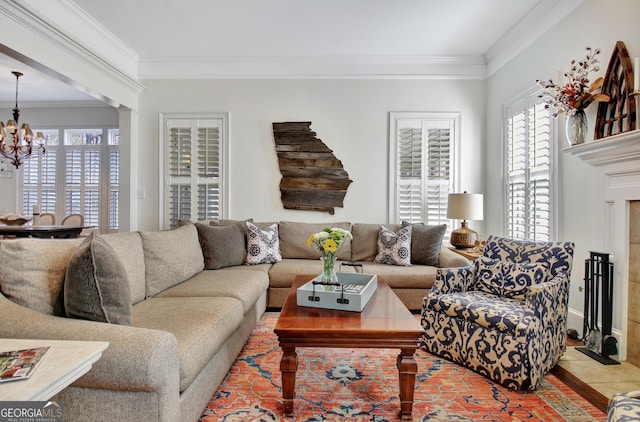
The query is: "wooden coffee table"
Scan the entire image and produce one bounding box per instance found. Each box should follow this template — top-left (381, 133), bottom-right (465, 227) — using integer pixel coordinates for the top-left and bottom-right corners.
top-left (274, 275), bottom-right (425, 421)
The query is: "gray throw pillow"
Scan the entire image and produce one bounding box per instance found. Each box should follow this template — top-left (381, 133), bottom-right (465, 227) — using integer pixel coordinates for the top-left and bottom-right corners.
top-left (196, 222), bottom-right (246, 269)
top-left (402, 222), bottom-right (447, 266)
top-left (64, 232), bottom-right (132, 325)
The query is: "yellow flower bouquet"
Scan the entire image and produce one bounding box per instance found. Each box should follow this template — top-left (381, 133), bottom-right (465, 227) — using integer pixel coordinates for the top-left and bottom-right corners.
top-left (307, 227), bottom-right (352, 284)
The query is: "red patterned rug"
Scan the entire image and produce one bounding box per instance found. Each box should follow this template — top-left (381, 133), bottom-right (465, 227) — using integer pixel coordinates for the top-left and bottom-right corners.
top-left (200, 312), bottom-right (605, 421)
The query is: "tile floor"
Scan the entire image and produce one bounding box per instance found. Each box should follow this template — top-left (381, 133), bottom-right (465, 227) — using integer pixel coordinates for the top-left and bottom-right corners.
top-left (557, 346), bottom-right (640, 399)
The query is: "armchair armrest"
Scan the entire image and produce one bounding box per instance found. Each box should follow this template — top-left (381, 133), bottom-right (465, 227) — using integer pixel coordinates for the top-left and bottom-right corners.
top-left (516, 272), bottom-right (570, 388)
top-left (0, 293), bottom-right (179, 394)
top-left (429, 265), bottom-right (475, 296)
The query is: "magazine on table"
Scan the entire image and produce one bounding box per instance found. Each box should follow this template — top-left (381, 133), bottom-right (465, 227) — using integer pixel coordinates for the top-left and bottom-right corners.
top-left (0, 346), bottom-right (51, 382)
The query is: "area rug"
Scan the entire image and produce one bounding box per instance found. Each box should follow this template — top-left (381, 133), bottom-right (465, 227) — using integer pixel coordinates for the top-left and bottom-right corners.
top-left (199, 312), bottom-right (605, 421)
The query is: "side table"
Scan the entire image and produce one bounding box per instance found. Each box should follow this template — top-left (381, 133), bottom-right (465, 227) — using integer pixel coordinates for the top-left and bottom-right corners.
top-left (0, 339), bottom-right (109, 401)
top-left (449, 246), bottom-right (482, 261)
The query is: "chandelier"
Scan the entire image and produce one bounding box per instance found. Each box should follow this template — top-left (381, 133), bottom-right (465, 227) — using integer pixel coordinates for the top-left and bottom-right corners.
top-left (0, 71), bottom-right (45, 169)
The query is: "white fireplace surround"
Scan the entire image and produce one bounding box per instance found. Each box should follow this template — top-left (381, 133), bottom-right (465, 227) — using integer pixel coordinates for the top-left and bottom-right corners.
top-left (567, 129), bottom-right (640, 361)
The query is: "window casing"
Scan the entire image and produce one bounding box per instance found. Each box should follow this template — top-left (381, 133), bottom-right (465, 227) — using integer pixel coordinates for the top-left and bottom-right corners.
top-left (389, 112), bottom-right (460, 236)
top-left (504, 90), bottom-right (557, 241)
top-left (21, 128), bottom-right (119, 233)
top-left (159, 113), bottom-right (229, 229)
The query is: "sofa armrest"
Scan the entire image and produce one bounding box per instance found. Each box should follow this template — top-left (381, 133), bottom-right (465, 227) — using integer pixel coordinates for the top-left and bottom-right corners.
top-left (0, 293), bottom-right (179, 393)
top-left (430, 265), bottom-right (475, 296)
top-left (517, 273), bottom-right (570, 388)
top-left (438, 246), bottom-right (472, 268)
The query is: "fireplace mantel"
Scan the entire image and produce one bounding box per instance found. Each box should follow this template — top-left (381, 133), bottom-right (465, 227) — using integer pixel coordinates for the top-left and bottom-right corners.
top-left (564, 130), bottom-right (640, 166)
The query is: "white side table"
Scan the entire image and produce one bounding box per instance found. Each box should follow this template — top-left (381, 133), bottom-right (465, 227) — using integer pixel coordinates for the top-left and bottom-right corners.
top-left (0, 339), bottom-right (109, 401)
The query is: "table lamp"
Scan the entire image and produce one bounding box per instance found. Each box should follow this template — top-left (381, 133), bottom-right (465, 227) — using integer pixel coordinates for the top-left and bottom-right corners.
top-left (447, 191), bottom-right (483, 249)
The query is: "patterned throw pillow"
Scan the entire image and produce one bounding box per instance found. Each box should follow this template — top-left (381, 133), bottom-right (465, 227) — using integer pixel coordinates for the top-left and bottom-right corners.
top-left (245, 222), bottom-right (282, 265)
top-left (472, 257), bottom-right (549, 300)
top-left (373, 225), bottom-right (412, 266)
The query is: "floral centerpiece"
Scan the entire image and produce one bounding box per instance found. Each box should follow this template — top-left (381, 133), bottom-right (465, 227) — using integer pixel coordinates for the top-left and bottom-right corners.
top-left (307, 227), bottom-right (353, 284)
top-left (536, 46), bottom-right (610, 145)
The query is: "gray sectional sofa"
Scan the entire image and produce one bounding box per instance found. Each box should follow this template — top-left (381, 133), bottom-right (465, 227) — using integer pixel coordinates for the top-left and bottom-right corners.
top-left (0, 220), bottom-right (469, 422)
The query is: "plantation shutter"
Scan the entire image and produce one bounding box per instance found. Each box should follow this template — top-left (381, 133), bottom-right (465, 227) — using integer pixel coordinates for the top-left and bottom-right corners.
top-left (164, 117), bottom-right (224, 228)
top-left (393, 115), bottom-right (455, 232)
top-left (397, 124), bottom-right (423, 222)
top-left (22, 130), bottom-right (59, 216)
top-left (20, 128), bottom-right (118, 233)
top-left (506, 97), bottom-right (553, 241)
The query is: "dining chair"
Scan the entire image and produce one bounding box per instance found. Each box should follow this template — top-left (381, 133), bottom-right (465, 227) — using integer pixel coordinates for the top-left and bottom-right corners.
top-left (39, 213), bottom-right (56, 225)
top-left (61, 213), bottom-right (84, 226)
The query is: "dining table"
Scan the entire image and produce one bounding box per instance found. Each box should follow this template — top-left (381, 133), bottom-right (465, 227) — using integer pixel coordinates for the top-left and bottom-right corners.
top-left (0, 225), bottom-right (90, 239)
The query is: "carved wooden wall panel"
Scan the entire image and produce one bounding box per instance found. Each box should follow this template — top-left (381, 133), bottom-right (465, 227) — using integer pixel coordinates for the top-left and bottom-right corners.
top-left (595, 41), bottom-right (637, 139)
top-left (272, 122), bottom-right (352, 214)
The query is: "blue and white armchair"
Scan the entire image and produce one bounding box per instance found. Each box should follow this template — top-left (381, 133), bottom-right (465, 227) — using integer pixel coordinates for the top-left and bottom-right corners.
top-left (420, 235), bottom-right (574, 390)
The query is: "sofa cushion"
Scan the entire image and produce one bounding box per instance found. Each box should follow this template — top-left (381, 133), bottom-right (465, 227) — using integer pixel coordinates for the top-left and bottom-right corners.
top-left (373, 225), bottom-right (412, 266)
top-left (268, 259), bottom-right (357, 288)
top-left (402, 222), bottom-right (446, 266)
top-left (426, 290), bottom-right (525, 334)
top-left (356, 262), bottom-right (438, 289)
top-left (472, 257), bottom-right (549, 301)
top-left (132, 296), bottom-right (243, 392)
top-left (0, 238), bottom-right (81, 316)
top-left (195, 223), bottom-right (246, 269)
top-left (64, 232), bottom-right (132, 325)
top-left (278, 221), bottom-right (352, 261)
top-left (101, 231), bottom-right (146, 304)
top-left (245, 222), bottom-right (282, 265)
top-left (156, 269), bottom-right (269, 314)
top-left (140, 224), bottom-right (204, 297)
top-left (351, 223), bottom-right (402, 262)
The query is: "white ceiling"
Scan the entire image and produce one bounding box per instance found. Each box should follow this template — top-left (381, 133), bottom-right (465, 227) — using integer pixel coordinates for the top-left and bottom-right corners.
top-left (1, 0), bottom-right (574, 105)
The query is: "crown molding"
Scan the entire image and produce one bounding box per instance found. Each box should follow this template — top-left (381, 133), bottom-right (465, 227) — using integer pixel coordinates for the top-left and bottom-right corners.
top-left (138, 55), bottom-right (487, 80)
top-left (0, 100), bottom-right (109, 109)
top-left (485, 0), bottom-right (584, 76)
top-left (0, 0), bottom-right (144, 99)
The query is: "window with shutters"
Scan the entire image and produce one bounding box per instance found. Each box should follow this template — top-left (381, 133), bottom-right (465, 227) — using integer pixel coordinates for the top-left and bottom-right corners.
top-left (389, 112), bottom-right (459, 236)
top-left (504, 90), bottom-right (556, 241)
top-left (21, 127), bottom-right (119, 233)
top-left (160, 113), bottom-right (229, 229)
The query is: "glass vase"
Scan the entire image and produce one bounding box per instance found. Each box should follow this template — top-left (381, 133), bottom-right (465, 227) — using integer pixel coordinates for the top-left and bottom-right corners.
top-left (565, 109), bottom-right (588, 146)
top-left (320, 255), bottom-right (339, 284)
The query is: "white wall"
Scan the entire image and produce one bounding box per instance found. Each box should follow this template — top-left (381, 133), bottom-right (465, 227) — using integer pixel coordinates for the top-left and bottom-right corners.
top-left (136, 78), bottom-right (486, 231)
top-left (485, 0), bottom-right (640, 335)
top-left (0, 106), bottom-right (119, 215)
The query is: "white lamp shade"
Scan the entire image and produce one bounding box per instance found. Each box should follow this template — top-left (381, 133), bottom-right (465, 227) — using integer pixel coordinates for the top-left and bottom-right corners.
top-left (447, 192), bottom-right (484, 221)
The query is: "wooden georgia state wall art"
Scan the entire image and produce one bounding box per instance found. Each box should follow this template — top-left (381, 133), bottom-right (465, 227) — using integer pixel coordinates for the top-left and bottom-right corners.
top-left (595, 41), bottom-right (637, 139)
top-left (272, 122), bottom-right (352, 214)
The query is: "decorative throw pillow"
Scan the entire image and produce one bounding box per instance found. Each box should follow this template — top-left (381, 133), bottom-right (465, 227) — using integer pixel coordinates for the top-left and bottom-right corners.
top-left (245, 222), bottom-right (282, 265)
top-left (0, 238), bottom-right (82, 316)
top-left (64, 232), bottom-right (132, 325)
top-left (140, 224), bottom-right (204, 297)
top-left (472, 257), bottom-right (549, 300)
top-left (195, 222), bottom-right (246, 269)
top-left (373, 225), bottom-right (412, 267)
top-left (402, 222), bottom-right (446, 266)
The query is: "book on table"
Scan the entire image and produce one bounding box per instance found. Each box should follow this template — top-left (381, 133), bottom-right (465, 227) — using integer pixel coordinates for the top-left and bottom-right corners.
top-left (0, 346), bottom-right (50, 382)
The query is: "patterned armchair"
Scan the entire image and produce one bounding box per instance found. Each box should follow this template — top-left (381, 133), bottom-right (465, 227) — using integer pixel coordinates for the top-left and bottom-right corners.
top-left (420, 235), bottom-right (574, 390)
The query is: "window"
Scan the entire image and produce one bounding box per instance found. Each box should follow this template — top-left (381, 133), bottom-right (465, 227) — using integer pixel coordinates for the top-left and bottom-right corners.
top-left (160, 113), bottom-right (229, 229)
top-left (504, 90), bottom-right (556, 241)
top-left (21, 128), bottom-right (119, 233)
top-left (389, 112), bottom-right (459, 233)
